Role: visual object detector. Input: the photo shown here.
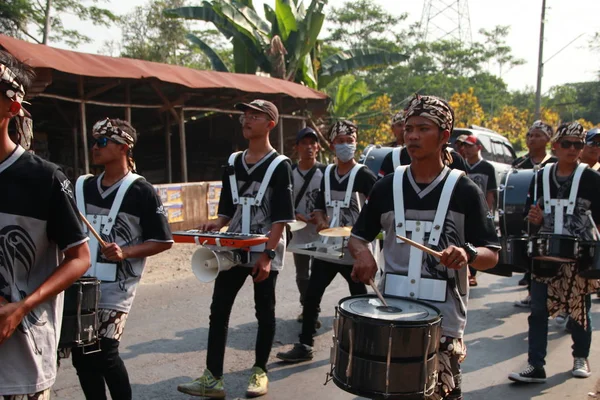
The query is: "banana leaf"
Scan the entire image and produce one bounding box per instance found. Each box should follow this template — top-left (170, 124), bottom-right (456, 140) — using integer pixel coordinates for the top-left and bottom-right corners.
top-left (233, 36), bottom-right (258, 74)
top-left (186, 33), bottom-right (230, 72)
top-left (263, 4), bottom-right (280, 37)
top-left (275, 0), bottom-right (297, 42)
top-left (300, 53), bottom-right (317, 88)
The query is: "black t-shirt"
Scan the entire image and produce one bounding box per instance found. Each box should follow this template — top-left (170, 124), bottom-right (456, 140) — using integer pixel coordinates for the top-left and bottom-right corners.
top-left (379, 147), bottom-right (468, 177)
top-left (526, 164), bottom-right (600, 240)
top-left (82, 173), bottom-right (173, 312)
top-left (0, 146), bottom-right (88, 393)
top-left (466, 159), bottom-right (497, 194)
top-left (218, 150), bottom-right (295, 270)
top-left (512, 153), bottom-right (557, 169)
top-left (351, 166), bottom-right (500, 337)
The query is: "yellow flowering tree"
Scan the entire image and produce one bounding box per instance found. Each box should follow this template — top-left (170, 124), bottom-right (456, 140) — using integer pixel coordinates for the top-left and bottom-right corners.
top-left (449, 88), bottom-right (485, 127)
top-left (487, 105), bottom-right (530, 151)
top-left (356, 94), bottom-right (394, 153)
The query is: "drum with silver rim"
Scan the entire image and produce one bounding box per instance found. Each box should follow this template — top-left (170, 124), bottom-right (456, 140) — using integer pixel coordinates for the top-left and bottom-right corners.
top-left (528, 233), bottom-right (579, 263)
top-left (59, 277), bottom-right (100, 348)
top-left (328, 294), bottom-right (441, 400)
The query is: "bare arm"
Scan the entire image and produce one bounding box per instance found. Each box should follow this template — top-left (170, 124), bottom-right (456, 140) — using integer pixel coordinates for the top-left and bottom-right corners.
top-left (439, 245), bottom-right (499, 271)
top-left (102, 241), bottom-right (173, 262)
top-left (252, 222), bottom-right (286, 283)
top-left (486, 191), bottom-right (495, 212)
top-left (0, 242), bottom-right (91, 344)
top-left (349, 236), bottom-right (378, 284)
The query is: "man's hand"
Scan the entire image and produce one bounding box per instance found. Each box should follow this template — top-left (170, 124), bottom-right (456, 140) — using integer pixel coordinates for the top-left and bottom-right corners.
top-left (527, 203), bottom-right (543, 225)
top-left (252, 253), bottom-right (272, 283)
top-left (0, 301), bottom-right (27, 345)
top-left (101, 243), bottom-right (127, 262)
top-left (350, 250), bottom-right (378, 284)
top-left (307, 212), bottom-right (320, 225)
top-left (197, 221), bottom-right (222, 232)
top-left (439, 245), bottom-right (468, 270)
top-left (295, 213), bottom-right (308, 223)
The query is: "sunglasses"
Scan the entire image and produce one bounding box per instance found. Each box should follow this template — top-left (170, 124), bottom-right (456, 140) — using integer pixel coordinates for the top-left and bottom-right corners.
top-left (559, 140), bottom-right (585, 150)
top-left (93, 137), bottom-right (119, 148)
top-left (239, 115), bottom-right (268, 124)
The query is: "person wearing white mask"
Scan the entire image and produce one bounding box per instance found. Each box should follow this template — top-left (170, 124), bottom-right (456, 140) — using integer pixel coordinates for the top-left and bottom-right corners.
top-left (277, 120), bottom-right (377, 363)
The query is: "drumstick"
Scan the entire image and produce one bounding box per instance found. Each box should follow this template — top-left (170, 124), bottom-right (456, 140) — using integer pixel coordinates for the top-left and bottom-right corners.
top-left (369, 279), bottom-right (388, 307)
top-left (78, 210), bottom-right (107, 249)
top-left (396, 234), bottom-right (443, 258)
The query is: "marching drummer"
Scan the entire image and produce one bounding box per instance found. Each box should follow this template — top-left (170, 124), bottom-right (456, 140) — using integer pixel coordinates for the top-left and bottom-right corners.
top-left (178, 100), bottom-right (294, 398)
top-left (580, 128), bottom-right (600, 171)
top-left (277, 120), bottom-right (377, 363)
top-left (378, 109), bottom-right (406, 178)
top-left (509, 122), bottom-right (600, 384)
top-left (349, 94), bottom-right (500, 400)
top-left (69, 118), bottom-right (173, 400)
top-left (0, 51), bottom-right (91, 399)
top-left (289, 127), bottom-right (325, 323)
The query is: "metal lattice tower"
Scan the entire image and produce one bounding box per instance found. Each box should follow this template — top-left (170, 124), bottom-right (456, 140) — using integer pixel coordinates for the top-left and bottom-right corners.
top-left (420, 0), bottom-right (473, 44)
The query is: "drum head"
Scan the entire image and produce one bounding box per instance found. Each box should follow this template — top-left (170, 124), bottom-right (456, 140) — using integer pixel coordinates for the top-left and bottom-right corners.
top-left (339, 295), bottom-right (440, 322)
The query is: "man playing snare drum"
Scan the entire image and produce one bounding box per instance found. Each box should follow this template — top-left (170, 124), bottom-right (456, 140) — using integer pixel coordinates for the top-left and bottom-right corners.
top-left (508, 122), bottom-right (600, 383)
top-left (349, 94), bottom-right (500, 400)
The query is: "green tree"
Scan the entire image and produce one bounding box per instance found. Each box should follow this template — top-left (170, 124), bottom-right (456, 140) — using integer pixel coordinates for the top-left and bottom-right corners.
top-left (479, 25), bottom-right (525, 77)
top-left (0, 0), bottom-right (117, 47)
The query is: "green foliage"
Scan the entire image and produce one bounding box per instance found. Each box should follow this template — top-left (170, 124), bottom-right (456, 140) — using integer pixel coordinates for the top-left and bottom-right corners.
top-left (0, 0), bottom-right (117, 46)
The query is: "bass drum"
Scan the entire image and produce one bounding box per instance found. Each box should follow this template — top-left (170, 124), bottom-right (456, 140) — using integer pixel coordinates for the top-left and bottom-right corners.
top-left (498, 168), bottom-right (535, 237)
top-left (359, 145), bottom-right (393, 176)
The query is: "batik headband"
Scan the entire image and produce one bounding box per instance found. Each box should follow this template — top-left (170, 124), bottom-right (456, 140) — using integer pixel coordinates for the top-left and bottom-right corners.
top-left (528, 120), bottom-right (553, 138)
top-left (552, 121), bottom-right (586, 143)
top-left (329, 120), bottom-right (358, 142)
top-left (404, 94), bottom-right (454, 132)
top-left (92, 118), bottom-right (135, 147)
top-left (391, 109), bottom-right (405, 125)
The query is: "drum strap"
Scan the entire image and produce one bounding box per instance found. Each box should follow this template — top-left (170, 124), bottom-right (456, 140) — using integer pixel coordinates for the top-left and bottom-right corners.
top-left (228, 151), bottom-right (289, 234)
top-left (392, 147), bottom-right (402, 169)
top-left (542, 163), bottom-right (587, 233)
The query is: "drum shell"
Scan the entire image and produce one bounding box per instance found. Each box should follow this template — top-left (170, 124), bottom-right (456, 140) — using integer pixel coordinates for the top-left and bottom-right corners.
top-left (528, 234), bottom-right (578, 262)
top-left (333, 346), bottom-right (438, 400)
top-left (337, 307), bottom-right (441, 360)
top-left (63, 277), bottom-right (100, 314)
top-left (531, 260), bottom-right (560, 278)
top-left (499, 169), bottom-right (535, 238)
top-left (59, 312), bottom-right (98, 347)
top-left (577, 241), bottom-right (600, 279)
top-left (492, 237), bottom-right (529, 276)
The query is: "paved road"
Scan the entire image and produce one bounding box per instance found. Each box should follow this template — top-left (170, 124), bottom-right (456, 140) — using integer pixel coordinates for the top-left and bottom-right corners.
top-left (53, 253), bottom-right (600, 399)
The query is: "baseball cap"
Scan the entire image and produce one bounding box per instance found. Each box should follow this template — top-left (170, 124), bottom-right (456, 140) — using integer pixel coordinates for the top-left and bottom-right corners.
top-left (455, 134), bottom-right (469, 143)
top-left (296, 127), bottom-right (318, 144)
top-left (463, 135), bottom-right (480, 146)
top-left (585, 127), bottom-right (600, 144)
top-left (235, 99), bottom-right (279, 123)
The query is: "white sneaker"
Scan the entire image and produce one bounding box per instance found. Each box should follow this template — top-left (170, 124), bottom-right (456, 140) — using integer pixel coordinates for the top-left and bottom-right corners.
top-left (572, 358), bottom-right (592, 378)
top-left (514, 295), bottom-right (531, 308)
top-left (554, 313), bottom-right (568, 329)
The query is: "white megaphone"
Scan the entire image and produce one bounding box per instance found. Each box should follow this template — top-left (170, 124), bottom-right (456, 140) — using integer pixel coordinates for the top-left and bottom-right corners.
top-left (191, 247), bottom-right (241, 283)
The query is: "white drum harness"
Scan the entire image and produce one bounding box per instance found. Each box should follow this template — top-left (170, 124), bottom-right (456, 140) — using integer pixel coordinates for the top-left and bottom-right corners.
top-left (542, 162), bottom-right (587, 234)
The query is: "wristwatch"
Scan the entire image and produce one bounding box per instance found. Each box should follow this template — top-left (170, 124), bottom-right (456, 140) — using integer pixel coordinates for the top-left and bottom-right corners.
top-left (263, 249), bottom-right (276, 260)
top-left (462, 243), bottom-right (478, 264)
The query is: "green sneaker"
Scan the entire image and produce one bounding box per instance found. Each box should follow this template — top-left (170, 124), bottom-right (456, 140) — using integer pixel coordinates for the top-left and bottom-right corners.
top-left (177, 369), bottom-right (225, 398)
top-left (246, 366), bottom-right (268, 398)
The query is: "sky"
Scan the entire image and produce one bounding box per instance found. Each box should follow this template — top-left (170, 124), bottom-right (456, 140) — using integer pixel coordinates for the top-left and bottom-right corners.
top-left (58, 0), bottom-right (600, 93)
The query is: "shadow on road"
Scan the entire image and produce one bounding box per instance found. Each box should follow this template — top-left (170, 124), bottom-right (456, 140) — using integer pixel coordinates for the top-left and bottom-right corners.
top-left (466, 371), bottom-right (572, 399)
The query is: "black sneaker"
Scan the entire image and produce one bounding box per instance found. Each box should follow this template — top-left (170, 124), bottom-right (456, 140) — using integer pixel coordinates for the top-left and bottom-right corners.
top-left (518, 277), bottom-right (529, 286)
top-left (508, 364), bottom-right (546, 383)
top-left (276, 343), bottom-right (313, 363)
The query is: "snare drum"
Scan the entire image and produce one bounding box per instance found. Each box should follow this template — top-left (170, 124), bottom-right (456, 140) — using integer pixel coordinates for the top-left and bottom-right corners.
top-left (528, 234), bottom-right (578, 263)
top-left (329, 294), bottom-right (441, 399)
top-left (59, 277), bottom-right (100, 348)
top-left (577, 241), bottom-right (600, 279)
top-left (492, 237), bottom-right (530, 276)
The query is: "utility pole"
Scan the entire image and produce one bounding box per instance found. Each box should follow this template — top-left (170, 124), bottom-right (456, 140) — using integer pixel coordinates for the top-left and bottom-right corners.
top-left (534, 0), bottom-right (546, 120)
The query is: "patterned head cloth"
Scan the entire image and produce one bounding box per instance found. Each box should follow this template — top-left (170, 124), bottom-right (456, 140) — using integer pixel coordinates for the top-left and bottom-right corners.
top-left (528, 120), bottom-right (553, 138)
top-left (404, 94), bottom-right (454, 132)
top-left (92, 118), bottom-right (136, 148)
top-left (391, 109), bottom-right (405, 126)
top-left (328, 120), bottom-right (358, 142)
top-left (552, 121), bottom-right (586, 143)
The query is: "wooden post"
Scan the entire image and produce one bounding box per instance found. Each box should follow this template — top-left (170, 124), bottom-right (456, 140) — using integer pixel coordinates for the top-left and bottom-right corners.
top-left (72, 126), bottom-right (79, 178)
top-left (78, 77), bottom-right (90, 174)
top-left (165, 113), bottom-right (172, 183)
top-left (278, 117), bottom-right (284, 154)
top-left (125, 84), bottom-right (131, 123)
top-left (178, 108), bottom-right (188, 182)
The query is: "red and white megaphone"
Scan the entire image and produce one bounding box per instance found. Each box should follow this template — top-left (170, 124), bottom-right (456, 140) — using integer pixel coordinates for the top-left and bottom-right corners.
top-left (191, 247), bottom-right (241, 283)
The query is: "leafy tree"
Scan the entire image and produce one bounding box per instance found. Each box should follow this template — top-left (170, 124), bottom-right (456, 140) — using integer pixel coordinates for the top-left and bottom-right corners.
top-left (449, 88), bottom-right (485, 127)
top-left (355, 94), bottom-right (394, 152)
top-left (479, 25), bottom-right (525, 77)
top-left (0, 0), bottom-right (117, 47)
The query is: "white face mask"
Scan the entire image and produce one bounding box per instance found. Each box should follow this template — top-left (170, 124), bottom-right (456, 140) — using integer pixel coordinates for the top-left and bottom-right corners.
top-left (335, 143), bottom-right (356, 162)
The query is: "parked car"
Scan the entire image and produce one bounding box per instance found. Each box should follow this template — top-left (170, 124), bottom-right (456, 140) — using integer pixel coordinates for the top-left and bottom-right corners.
top-left (450, 125), bottom-right (517, 186)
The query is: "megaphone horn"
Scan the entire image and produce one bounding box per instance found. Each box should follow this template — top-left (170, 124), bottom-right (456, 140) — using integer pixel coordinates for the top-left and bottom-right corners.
top-left (191, 247), bottom-right (240, 283)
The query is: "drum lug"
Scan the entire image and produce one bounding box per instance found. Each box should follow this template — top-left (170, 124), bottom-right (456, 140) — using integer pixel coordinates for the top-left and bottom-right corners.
top-left (497, 208), bottom-right (505, 216)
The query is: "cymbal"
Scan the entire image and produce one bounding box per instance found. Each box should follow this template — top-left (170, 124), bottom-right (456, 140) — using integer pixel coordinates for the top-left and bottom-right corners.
top-left (287, 221), bottom-right (307, 232)
top-left (319, 226), bottom-right (352, 237)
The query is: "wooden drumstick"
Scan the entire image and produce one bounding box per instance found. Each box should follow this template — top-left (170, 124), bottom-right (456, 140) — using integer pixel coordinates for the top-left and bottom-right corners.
top-left (369, 279), bottom-right (388, 307)
top-left (78, 210), bottom-right (107, 249)
top-left (395, 234), bottom-right (443, 259)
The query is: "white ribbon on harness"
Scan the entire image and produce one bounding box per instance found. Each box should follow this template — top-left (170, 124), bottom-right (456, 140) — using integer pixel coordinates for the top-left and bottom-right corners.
top-left (227, 151), bottom-right (289, 243)
top-left (392, 147), bottom-right (402, 170)
top-left (76, 172), bottom-right (143, 281)
top-left (542, 162), bottom-right (587, 234)
top-left (386, 166), bottom-right (464, 302)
